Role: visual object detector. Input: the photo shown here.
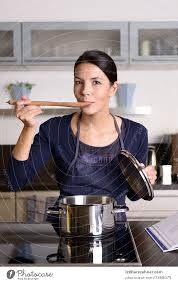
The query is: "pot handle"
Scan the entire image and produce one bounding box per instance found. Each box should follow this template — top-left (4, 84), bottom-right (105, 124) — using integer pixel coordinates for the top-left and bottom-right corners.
top-left (47, 207), bottom-right (66, 215)
top-left (111, 205), bottom-right (129, 214)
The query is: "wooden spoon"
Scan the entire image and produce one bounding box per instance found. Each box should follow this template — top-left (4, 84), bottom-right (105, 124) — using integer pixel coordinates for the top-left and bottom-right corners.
top-left (7, 100), bottom-right (92, 108)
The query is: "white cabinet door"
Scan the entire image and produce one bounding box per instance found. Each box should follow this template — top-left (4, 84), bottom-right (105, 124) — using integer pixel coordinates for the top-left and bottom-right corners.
top-left (126, 190), bottom-right (178, 220)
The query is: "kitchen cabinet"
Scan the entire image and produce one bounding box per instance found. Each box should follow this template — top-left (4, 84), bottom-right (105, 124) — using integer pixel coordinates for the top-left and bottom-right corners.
top-left (0, 192), bottom-right (15, 222)
top-left (126, 189), bottom-right (178, 220)
top-left (16, 191), bottom-right (59, 223)
top-left (0, 22), bottom-right (21, 65)
top-left (130, 21), bottom-right (178, 64)
top-left (22, 22), bottom-right (129, 64)
top-left (1, 21), bottom-right (178, 66)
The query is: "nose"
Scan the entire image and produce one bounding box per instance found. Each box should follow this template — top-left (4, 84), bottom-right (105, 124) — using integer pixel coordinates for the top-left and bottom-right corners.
top-left (81, 82), bottom-right (92, 97)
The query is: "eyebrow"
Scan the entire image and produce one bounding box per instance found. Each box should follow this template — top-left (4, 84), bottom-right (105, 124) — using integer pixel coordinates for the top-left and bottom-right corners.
top-left (74, 76), bottom-right (102, 80)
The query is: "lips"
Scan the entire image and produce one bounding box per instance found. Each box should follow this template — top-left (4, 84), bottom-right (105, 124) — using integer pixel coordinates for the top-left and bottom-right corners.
top-left (82, 100), bottom-right (95, 103)
top-left (84, 101), bottom-right (95, 106)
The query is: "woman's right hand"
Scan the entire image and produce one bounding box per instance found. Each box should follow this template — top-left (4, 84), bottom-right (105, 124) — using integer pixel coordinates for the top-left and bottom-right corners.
top-left (15, 96), bottom-right (43, 128)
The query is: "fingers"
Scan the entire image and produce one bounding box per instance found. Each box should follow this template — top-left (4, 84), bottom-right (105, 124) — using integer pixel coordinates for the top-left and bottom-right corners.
top-left (15, 97), bottom-right (31, 112)
top-left (144, 165), bottom-right (157, 185)
top-left (17, 108), bottom-right (43, 121)
top-left (150, 176), bottom-right (157, 185)
top-left (17, 105), bottom-right (41, 115)
top-left (17, 108), bottom-right (43, 128)
top-left (15, 97), bottom-right (43, 127)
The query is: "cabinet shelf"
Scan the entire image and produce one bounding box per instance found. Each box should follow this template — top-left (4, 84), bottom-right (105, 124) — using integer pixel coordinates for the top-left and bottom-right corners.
top-left (111, 106), bottom-right (152, 115)
top-left (0, 104), bottom-right (152, 116)
top-left (0, 103), bottom-right (13, 110)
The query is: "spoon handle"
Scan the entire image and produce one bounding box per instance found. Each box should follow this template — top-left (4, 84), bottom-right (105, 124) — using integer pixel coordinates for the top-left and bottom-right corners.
top-left (7, 100), bottom-right (91, 108)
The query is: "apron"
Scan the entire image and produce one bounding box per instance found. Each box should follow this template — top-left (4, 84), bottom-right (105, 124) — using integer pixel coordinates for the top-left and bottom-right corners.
top-left (46, 112), bottom-right (127, 227)
top-left (59, 112), bottom-right (125, 195)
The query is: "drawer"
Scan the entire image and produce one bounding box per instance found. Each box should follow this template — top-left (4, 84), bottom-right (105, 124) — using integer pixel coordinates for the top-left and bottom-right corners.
top-left (0, 192), bottom-right (15, 222)
top-left (16, 191), bottom-right (59, 223)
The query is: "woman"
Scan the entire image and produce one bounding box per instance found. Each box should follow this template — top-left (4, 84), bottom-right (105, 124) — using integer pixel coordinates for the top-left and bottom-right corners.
top-left (6, 49), bottom-right (156, 207)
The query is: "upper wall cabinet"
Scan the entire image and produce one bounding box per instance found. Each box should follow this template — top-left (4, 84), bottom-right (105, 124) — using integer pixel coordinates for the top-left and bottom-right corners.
top-left (1, 21), bottom-right (178, 66)
top-left (130, 21), bottom-right (178, 63)
top-left (22, 22), bottom-right (129, 64)
top-left (0, 22), bottom-right (21, 65)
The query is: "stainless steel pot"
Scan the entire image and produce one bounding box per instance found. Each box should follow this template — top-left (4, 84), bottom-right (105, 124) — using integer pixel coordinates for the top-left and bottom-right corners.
top-left (47, 195), bottom-right (128, 237)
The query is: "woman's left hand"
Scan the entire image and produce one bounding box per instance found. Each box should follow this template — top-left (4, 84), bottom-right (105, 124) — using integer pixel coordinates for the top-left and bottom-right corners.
top-left (140, 164), bottom-right (157, 185)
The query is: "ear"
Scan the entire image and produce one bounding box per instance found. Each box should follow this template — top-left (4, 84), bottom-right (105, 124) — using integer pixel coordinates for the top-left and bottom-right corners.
top-left (109, 81), bottom-right (119, 97)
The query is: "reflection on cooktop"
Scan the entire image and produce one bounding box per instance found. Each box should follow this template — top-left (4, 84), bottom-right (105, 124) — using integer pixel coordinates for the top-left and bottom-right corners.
top-left (0, 222), bottom-right (141, 266)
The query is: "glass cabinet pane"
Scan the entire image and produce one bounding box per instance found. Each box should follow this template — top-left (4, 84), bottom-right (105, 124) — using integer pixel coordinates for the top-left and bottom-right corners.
top-left (0, 31), bottom-right (14, 57)
top-left (130, 22), bottom-right (178, 63)
top-left (139, 29), bottom-right (178, 56)
top-left (30, 30), bottom-right (121, 59)
top-left (0, 23), bottom-right (21, 64)
top-left (22, 22), bottom-right (128, 64)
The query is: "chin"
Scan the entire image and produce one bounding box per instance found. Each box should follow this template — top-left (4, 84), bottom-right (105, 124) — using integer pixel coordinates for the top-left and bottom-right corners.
top-left (81, 107), bottom-right (105, 116)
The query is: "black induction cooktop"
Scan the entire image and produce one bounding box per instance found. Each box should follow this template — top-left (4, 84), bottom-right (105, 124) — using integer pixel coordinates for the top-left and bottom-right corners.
top-left (0, 222), bottom-right (141, 266)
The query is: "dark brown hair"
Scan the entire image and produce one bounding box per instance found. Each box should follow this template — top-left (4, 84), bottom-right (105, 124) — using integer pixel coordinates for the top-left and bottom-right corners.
top-left (74, 49), bottom-right (117, 84)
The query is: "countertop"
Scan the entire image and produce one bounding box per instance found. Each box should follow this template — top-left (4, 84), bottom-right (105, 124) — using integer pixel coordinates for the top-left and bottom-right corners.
top-left (130, 221), bottom-right (178, 266)
top-left (0, 221), bottom-right (177, 266)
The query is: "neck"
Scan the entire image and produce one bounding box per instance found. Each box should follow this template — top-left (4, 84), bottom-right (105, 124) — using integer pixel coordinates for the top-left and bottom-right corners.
top-left (80, 110), bottom-right (113, 131)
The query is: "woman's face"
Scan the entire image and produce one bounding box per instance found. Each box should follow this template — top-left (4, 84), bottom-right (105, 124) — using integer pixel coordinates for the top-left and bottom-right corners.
top-left (74, 63), bottom-right (118, 115)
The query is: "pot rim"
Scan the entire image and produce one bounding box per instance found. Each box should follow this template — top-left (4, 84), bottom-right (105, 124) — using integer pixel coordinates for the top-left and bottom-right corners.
top-left (58, 195), bottom-right (115, 206)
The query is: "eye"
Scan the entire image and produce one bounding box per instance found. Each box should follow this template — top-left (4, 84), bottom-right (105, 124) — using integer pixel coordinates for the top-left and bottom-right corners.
top-left (93, 80), bottom-right (101, 85)
top-left (74, 80), bottom-right (82, 85)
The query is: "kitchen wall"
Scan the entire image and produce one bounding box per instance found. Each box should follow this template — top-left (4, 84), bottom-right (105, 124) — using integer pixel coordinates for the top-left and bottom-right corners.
top-left (0, 0), bottom-right (178, 144)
